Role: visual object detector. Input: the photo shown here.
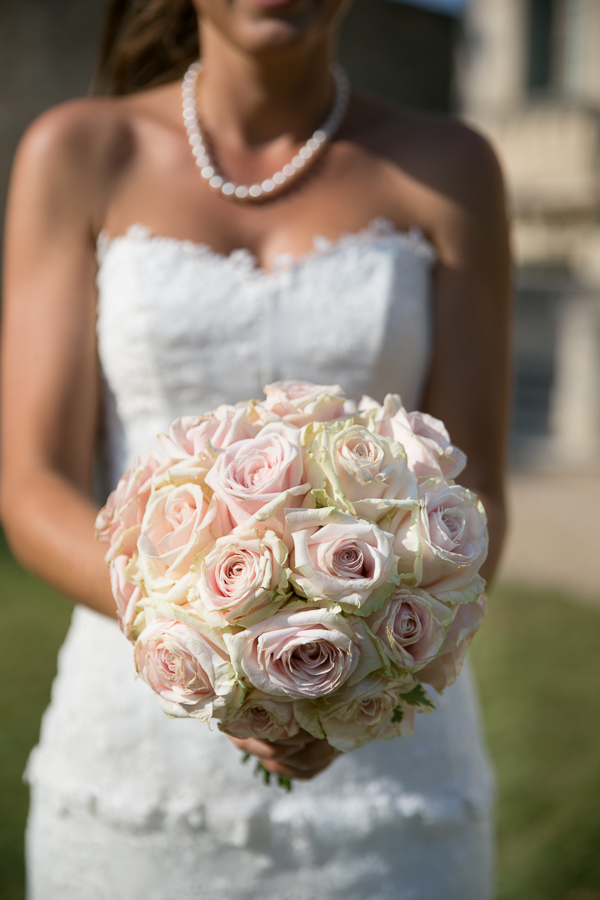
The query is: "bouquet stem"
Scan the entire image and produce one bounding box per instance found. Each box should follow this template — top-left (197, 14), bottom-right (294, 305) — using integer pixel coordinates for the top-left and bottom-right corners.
top-left (241, 752), bottom-right (292, 791)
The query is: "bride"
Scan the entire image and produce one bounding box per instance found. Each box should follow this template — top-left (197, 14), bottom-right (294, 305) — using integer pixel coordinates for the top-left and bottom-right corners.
top-left (0, 0), bottom-right (510, 897)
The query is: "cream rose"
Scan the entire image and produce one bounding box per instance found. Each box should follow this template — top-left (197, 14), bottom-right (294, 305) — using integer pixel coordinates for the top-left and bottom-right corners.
top-left (190, 529), bottom-right (290, 627)
top-left (226, 605), bottom-right (381, 700)
top-left (160, 404), bottom-right (257, 459)
top-left (219, 693), bottom-right (299, 741)
top-left (261, 380), bottom-right (346, 426)
top-left (394, 480), bottom-right (488, 602)
top-left (134, 615), bottom-right (243, 722)
top-left (109, 554), bottom-right (144, 641)
top-left (419, 593), bottom-right (487, 692)
top-left (204, 422), bottom-right (311, 535)
top-left (286, 508), bottom-right (398, 616)
top-left (137, 482), bottom-right (231, 601)
top-left (393, 410), bottom-right (467, 480)
top-left (359, 394), bottom-right (466, 480)
top-left (366, 586), bottom-right (451, 672)
top-left (295, 674), bottom-right (416, 752)
top-left (307, 423), bottom-right (418, 523)
top-left (95, 450), bottom-right (161, 559)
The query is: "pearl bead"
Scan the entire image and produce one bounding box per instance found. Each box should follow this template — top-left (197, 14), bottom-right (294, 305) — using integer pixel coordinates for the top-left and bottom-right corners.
top-left (183, 61), bottom-right (349, 203)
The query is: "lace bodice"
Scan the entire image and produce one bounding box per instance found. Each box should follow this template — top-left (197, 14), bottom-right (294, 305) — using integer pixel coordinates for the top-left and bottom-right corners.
top-left (96, 218), bottom-right (435, 486)
top-left (26, 220), bottom-right (494, 900)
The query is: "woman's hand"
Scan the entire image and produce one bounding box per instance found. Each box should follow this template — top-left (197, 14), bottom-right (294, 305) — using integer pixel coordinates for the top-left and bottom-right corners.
top-left (227, 729), bottom-right (339, 781)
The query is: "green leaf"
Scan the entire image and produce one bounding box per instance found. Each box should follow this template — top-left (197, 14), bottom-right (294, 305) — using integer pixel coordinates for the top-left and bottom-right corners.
top-left (256, 761), bottom-right (271, 785)
top-left (401, 684), bottom-right (436, 710)
top-left (391, 707), bottom-right (404, 723)
top-left (277, 777), bottom-right (293, 792)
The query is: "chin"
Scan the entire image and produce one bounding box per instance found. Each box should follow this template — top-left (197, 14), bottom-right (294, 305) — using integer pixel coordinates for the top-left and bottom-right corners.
top-left (237, 17), bottom-right (316, 54)
top-left (196, 0), bottom-right (347, 55)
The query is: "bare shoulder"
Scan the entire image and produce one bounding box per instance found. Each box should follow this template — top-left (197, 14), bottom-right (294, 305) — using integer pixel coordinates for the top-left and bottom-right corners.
top-left (352, 93), bottom-right (506, 216)
top-left (11, 97), bottom-right (135, 232)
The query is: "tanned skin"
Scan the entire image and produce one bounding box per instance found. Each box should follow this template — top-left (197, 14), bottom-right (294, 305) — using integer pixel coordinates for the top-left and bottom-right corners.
top-left (0, 0), bottom-right (511, 781)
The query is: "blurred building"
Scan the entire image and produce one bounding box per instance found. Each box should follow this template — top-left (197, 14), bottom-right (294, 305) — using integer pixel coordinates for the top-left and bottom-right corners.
top-left (460, 0), bottom-right (600, 470)
top-left (340, 0), bottom-right (465, 112)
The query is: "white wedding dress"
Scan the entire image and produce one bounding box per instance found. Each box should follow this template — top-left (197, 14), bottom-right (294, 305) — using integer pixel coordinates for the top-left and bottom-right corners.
top-left (26, 219), bottom-right (494, 900)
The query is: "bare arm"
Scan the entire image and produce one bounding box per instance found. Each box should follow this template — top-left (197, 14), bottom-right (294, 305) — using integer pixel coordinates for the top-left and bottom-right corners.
top-left (0, 103), bottom-right (116, 617)
top-left (420, 126), bottom-right (512, 584)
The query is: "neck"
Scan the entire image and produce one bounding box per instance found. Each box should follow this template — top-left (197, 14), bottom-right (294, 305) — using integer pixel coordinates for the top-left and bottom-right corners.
top-left (197, 22), bottom-right (337, 148)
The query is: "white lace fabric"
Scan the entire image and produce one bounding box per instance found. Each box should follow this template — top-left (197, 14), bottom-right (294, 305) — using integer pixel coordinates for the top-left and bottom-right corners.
top-left (26, 220), bottom-right (494, 900)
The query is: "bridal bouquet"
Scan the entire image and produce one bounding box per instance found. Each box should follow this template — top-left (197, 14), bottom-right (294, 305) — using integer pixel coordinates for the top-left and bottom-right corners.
top-left (96, 381), bottom-right (488, 768)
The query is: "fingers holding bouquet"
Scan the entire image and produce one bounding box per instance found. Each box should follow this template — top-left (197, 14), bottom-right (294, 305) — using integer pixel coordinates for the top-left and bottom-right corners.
top-left (227, 730), bottom-right (340, 781)
top-left (96, 381), bottom-right (489, 788)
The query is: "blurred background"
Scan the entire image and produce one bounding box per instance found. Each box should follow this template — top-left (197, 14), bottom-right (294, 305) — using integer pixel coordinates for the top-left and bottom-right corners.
top-left (0, 1), bottom-right (599, 898)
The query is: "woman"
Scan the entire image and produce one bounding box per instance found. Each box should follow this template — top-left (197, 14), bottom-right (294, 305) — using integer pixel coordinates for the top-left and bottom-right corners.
top-left (1, 0), bottom-right (510, 897)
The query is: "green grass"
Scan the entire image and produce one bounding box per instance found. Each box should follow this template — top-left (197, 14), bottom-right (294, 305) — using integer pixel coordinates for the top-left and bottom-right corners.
top-left (0, 530), bottom-right (72, 900)
top-left (0, 530), bottom-right (599, 900)
top-left (470, 584), bottom-right (600, 900)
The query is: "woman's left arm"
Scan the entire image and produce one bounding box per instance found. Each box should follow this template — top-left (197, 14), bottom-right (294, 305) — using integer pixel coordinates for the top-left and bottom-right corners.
top-left (420, 125), bottom-right (512, 584)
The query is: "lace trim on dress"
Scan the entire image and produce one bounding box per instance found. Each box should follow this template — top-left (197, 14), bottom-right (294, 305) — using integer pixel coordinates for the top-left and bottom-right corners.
top-left (95, 217), bottom-right (437, 276)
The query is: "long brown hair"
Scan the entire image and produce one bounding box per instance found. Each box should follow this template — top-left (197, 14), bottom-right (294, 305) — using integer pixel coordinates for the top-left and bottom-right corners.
top-left (93, 0), bottom-right (199, 96)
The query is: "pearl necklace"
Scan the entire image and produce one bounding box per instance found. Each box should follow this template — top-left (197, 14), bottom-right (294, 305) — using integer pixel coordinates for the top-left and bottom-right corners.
top-left (182, 61), bottom-right (350, 202)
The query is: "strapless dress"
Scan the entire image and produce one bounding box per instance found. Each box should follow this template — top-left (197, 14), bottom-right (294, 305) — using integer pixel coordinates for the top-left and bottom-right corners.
top-left (26, 219), bottom-right (494, 900)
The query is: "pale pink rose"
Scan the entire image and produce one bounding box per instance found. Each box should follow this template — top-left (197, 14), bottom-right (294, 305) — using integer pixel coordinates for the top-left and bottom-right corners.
top-left (359, 395), bottom-right (466, 480)
top-left (160, 405), bottom-right (257, 460)
top-left (366, 586), bottom-right (450, 672)
top-left (204, 423), bottom-right (311, 536)
top-left (219, 694), bottom-right (299, 741)
top-left (419, 594), bottom-right (487, 692)
top-left (261, 380), bottom-right (346, 426)
top-left (226, 606), bottom-right (381, 700)
top-left (295, 674), bottom-right (416, 752)
top-left (391, 411), bottom-right (467, 481)
top-left (134, 616), bottom-right (242, 722)
top-left (137, 483), bottom-right (231, 600)
top-left (109, 554), bottom-right (144, 641)
top-left (307, 423), bottom-right (417, 523)
top-left (95, 451), bottom-right (161, 558)
top-left (286, 508), bottom-right (398, 616)
top-left (190, 530), bottom-right (290, 627)
top-left (150, 447), bottom-right (220, 491)
top-left (394, 480), bottom-right (488, 602)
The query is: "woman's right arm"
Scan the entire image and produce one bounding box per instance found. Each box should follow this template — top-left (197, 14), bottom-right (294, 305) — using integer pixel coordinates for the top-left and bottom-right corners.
top-left (1, 103), bottom-right (117, 617)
